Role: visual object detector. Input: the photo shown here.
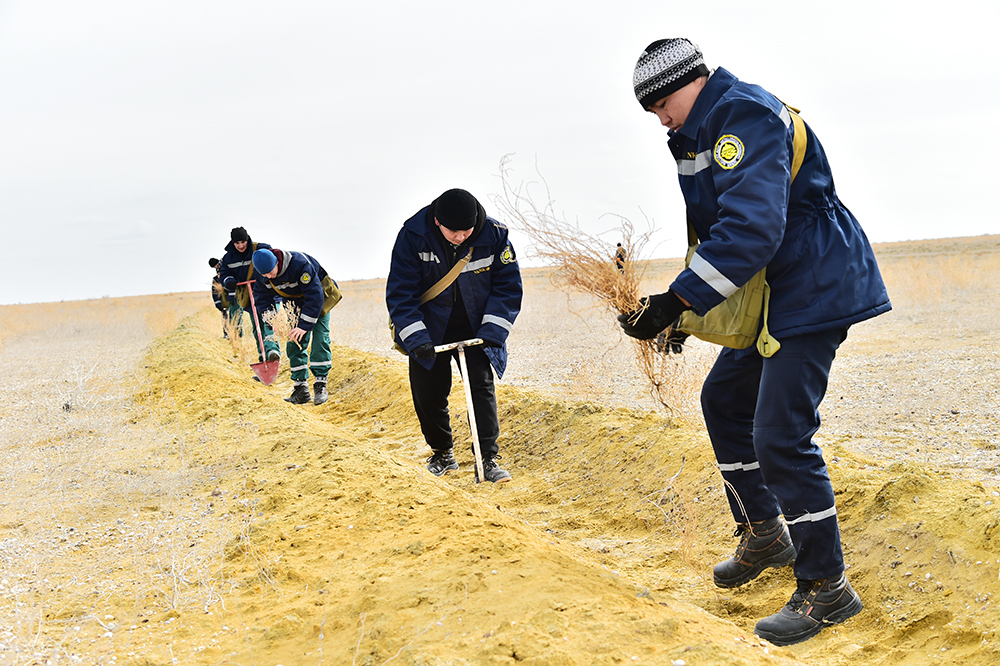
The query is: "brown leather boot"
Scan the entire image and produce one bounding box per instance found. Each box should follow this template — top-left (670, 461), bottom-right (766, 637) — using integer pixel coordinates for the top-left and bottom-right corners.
top-left (713, 516), bottom-right (795, 588)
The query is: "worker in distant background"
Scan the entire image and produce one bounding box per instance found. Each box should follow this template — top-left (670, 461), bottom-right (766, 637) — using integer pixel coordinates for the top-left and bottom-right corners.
top-left (219, 227), bottom-right (278, 363)
top-left (251, 247), bottom-right (342, 406)
top-left (618, 38), bottom-right (890, 646)
top-left (209, 257), bottom-right (228, 338)
top-left (386, 188), bottom-right (523, 483)
top-left (614, 242), bottom-right (627, 274)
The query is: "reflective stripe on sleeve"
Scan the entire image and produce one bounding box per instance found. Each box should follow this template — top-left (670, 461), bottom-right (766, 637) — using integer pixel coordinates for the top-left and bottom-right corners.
top-left (418, 252), bottom-right (440, 264)
top-left (300, 313), bottom-right (318, 324)
top-left (399, 321), bottom-right (427, 341)
top-left (482, 314), bottom-right (513, 331)
top-left (689, 251), bottom-right (739, 298)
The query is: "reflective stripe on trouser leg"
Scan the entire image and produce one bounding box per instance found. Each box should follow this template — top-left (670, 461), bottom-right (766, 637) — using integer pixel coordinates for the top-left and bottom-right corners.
top-left (702, 346), bottom-right (781, 523)
top-left (307, 312), bottom-right (331, 379)
top-left (753, 327), bottom-right (849, 580)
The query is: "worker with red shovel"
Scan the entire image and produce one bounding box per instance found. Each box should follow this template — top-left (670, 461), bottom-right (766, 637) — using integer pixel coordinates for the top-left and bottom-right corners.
top-left (219, 227), bottom-right (279, 363)
top-left (386, 188), bottom-right (523, 483)
top-left (251, 248), bottom-right (342, 406)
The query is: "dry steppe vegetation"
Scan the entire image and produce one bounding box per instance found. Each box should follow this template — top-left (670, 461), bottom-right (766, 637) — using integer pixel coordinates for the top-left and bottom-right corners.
top-left (0, 236), bottom-right (997, 666)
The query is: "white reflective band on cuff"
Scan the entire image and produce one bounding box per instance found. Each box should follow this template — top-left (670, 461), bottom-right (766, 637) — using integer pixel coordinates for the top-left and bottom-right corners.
top-left (785, 506), bottom-right (838, 526)
top-left (718, 460), bottom-right (761, 473)
top-left (399, 321), bottom-right (426, 340)
top-left (464, 256), bottom-right (494, 273)
top-left (676, 150), bottom-right (713, 176)
top-left (418, 252), bottom-right (440, 264)
top-left (481, 314), bottom-right (513, 331)
top-left (290, 363), bottom-right (308, 372)
top-left (301, 313), bottom-right (318, 323)
top-left (310, 360), bottom-right (332, 368)
top-left (689, 251), bottom-right (739, 298)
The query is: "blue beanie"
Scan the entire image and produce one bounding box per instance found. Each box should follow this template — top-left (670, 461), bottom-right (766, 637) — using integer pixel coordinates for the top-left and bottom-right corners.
top-left (252, 249), bottom-right (277, 273)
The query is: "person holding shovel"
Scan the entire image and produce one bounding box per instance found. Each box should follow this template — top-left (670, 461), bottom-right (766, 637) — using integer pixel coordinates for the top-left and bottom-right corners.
top-left (386, 188), bottom-right (523, 483)
top-left (220, 227), bottom-right (279, 363)
top-left (618, 39), bottom-right (891, 646)
top-left (251, 248), bottom-right (342, 406)
top-left (208, 257), bottom-right (228, 338)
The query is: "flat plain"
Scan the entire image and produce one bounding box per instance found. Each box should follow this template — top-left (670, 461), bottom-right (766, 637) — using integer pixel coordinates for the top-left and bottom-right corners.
top-left (0, 235), bottom-right (997, 666)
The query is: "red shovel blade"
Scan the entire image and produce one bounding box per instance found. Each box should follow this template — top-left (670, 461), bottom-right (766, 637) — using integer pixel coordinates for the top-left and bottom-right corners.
top-left (251, 359), bottom-right (280, 385)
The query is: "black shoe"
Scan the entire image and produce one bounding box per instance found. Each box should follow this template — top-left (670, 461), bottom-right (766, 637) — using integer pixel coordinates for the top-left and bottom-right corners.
top-left (475, 456), bottom-right (512, 483)
top-left (427, 450), bottom-right (459, 477)
top-left (266, 349), bottom-right (280, 362)
top-left (284, 383), bottom-right (311, 404)
top-left (313, 379), bottom-right (328, 405)
top-left (755, 574), bottom-right (864, 646)
top-left (713, 516), bottom-right (795, 588)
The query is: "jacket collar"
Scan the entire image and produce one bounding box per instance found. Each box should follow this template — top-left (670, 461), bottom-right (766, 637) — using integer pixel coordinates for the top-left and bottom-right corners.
top-left (673, 67), bottom-right (738, 141)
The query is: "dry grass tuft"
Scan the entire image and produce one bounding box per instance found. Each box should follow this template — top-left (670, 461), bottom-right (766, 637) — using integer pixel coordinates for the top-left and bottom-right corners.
top-left (262, 301), bottom-right (301, 350)
top-left (492, 156), bottom-right (679, 413)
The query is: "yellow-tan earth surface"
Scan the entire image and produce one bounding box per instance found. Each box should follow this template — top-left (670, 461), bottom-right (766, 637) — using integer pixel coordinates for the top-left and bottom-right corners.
top-left (0, 236), bottom-right (998, 665)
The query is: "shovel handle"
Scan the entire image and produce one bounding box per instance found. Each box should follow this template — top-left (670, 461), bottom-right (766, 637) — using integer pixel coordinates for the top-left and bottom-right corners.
top-left (433, 338), bottom-right (483, 354)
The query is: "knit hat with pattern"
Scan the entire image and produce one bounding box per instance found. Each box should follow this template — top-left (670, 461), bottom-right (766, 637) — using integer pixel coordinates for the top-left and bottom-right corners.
top-left (633, 38), bottom-right (709, 109)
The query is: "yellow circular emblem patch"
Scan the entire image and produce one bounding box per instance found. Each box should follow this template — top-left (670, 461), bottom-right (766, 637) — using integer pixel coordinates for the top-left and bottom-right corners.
top-left (714, 134), bottom-right (745, 170)
top-left (300, 272), bottom-right (311, 284)
top-left (500, 246), bottom-right (515, 265)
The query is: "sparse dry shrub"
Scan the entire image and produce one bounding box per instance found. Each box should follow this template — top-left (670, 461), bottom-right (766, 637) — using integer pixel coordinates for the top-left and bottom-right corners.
top-left (492, 155), bottom-right (681, 413)
top-left (263, 301), bottom-right (301, 350)
top-left (224, 311), bottom-right (257, 363)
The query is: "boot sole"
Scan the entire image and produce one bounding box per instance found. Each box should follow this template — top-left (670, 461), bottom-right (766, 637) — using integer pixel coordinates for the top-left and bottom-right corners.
top-left (428, 465), bottom-right (459, 478)
top-left (755, 594), bottom-right (864, 646)
top-left (714, 544), bottom-right (796, 588)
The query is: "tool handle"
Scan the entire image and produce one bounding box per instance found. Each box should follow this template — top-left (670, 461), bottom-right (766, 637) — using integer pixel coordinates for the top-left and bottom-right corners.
top-left (433, 338), bottom-right (483, 354)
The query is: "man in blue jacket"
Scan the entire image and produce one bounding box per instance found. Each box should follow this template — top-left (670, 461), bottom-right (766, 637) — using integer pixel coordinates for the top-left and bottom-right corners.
top-left (220, 227), bottom-right (278, 363)
top-left (252, 248), bottom-right (340, 406)
top-left (619, 38), bottom-right (891, 646)
top-left (386, 189), bottom-right (523, 483)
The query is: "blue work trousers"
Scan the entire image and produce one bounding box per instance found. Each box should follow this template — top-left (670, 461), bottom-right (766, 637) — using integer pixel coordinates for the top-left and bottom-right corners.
top-left (701, 327), bottom-right (848, 580)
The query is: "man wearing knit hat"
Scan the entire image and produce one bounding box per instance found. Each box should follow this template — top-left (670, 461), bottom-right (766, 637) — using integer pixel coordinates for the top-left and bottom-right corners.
top-left (219, 227), bottom-right (279, 363)
top-left (620, 38), bottom-right (891, 646)
top-left (386, 188), bottom-right (523, 483)
top-left (251, 247), bottom-right (342, 405)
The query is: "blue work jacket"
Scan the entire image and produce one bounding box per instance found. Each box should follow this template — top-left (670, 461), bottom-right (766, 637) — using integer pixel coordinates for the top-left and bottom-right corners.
top-left (386, 206), bottom-right (523, 377)
top-left (220, 239), bottom-right (272, 297)
top-left (667, 68), bottom-right (890, 338)
top-left (252, 250), bottom-right (329, 332)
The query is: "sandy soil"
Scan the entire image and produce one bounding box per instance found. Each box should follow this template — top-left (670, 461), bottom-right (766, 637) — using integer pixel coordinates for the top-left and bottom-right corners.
top-left (0, 236), bottom-right (998, 666)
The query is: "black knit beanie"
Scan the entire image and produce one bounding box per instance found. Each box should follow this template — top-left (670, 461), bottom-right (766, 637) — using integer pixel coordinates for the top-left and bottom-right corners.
top-left (209, 257), bottom-right (220, 268)
top-left (633, 38), bottom-right (709, 109)
top-left (230, 226), bottom-right (250, 243)
top-left (433, 189), bottom-right (480, 231)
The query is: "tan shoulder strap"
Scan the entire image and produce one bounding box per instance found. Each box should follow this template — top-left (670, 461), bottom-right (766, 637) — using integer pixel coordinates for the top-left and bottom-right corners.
top-left (245, 242), bottom-right (259, 282)
top-left (788, 107), bottom-right (807, 183)
top-left (420, 251), bottom-right (472, 304)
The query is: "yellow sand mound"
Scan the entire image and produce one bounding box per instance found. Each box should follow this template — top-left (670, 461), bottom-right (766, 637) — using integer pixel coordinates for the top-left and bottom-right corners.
top-left (124, 309), bottom-right (999, 665)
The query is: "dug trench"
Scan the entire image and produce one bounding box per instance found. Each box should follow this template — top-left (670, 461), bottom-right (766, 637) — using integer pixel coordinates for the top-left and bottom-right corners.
top-left (124, 307), bottom-right (999, 666)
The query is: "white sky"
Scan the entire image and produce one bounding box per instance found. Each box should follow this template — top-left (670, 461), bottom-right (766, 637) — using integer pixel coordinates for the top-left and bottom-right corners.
top-left (1, 0), bottom-right (997, 304)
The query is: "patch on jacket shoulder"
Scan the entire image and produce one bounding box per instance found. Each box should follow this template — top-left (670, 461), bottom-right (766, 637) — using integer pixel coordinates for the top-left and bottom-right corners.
top-left (500, 246), bottom-right (516, 264)
top-left (713, 135), bottom-right (745, 170)
top-left (300, 272), bottom-right (311, 284)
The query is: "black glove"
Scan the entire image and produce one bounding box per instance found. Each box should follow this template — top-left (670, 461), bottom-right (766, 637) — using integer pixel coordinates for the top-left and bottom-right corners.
top-left (411, 342), bottom-right (437, 360)
top-left (654, 322), bottom-right (690, 354)
top-left (618, 291), bottom-right (688, 340)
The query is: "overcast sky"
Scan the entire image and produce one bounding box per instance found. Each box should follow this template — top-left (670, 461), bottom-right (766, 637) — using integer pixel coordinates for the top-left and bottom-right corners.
top-left (1, 0), bottom-right (997, 305)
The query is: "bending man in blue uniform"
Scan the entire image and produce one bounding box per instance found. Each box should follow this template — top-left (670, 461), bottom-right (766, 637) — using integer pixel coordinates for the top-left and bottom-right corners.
top-left (386, 189), bottom-right (523, 483)
top-left (619, 39), bottom-right (891, 646)
top-left (251, 248), bottom-right (341, 406)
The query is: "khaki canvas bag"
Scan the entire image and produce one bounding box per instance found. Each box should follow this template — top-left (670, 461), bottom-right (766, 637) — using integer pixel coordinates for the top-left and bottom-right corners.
top-left (677, 106), bottom-right (807, 358)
